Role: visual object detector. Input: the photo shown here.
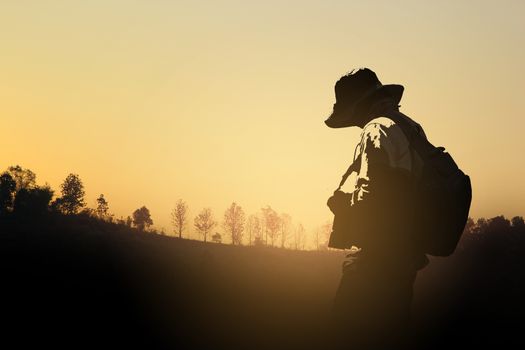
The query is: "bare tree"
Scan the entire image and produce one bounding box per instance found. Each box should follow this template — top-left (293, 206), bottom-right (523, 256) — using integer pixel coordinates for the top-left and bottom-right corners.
top-left (300, 226), bottom-right (307, 250)
top-left (246, 214), bottom-right (262, 246)
top-left (223, 202), bottom-right (246, 245)
top-left (171, 199), bottom-right (188, 238)
top-left (279, 213), bottom-right (292, 248)
top-left (314, 227), bottom-right (320, 251)
top-left (253, 215), bottom-right (263, 245)
top-left (321, 221), bottom-right (333, 250)
top-left (194, 207), bottom-right (216, 242)
top-left (261, 206), bottom-right (280, 246)
top-left (294, 223), bottom-right (306, 250)
top-left (314, 221), bottom-right (333, 251)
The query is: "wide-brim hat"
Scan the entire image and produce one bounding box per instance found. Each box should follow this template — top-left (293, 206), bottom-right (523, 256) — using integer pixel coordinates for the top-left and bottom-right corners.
top-left (324, 68), bottom-right (404, 128)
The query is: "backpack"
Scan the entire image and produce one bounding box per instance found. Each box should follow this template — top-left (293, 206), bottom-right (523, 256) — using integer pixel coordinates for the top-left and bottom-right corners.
top-left (385, 111), bottom-right (472, 256)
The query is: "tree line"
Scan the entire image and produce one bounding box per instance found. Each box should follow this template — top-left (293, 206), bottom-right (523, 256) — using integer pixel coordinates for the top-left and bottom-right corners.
top-left (3, 164), bottom-right (521, 251)
top-left (0, 165), bottom-right (332, 250)
top-left (458, 215), bottom-right (525, 249)
top-left (170, 201), bottom-right (323, 249)
top-left (0, 165), bottom-right (154, 232)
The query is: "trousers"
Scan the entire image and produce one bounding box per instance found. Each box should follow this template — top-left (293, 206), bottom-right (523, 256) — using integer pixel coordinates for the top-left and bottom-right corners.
top-left (330, 249), bottom-right (421, 349)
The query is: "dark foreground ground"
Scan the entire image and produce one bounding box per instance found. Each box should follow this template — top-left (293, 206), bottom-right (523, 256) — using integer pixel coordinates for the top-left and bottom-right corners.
top-left (1, 215), bottom-right (524, 349)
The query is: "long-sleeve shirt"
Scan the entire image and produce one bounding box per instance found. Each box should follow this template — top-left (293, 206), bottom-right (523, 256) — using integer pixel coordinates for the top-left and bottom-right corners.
top-left (333, 113), bottom-right (429, 270)
top-left (353, 115), bottom-right (425, 205)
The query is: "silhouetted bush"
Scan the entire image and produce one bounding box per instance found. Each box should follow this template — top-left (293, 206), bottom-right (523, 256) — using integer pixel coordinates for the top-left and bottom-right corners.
top-left (132, 206), bottom-right (153, 231)
top-left (13, 186), bottom-right (53, 217)
top-left (0, 172), bottom-right (16, 215)
top-left (414, 215), bottom-right (525, 348)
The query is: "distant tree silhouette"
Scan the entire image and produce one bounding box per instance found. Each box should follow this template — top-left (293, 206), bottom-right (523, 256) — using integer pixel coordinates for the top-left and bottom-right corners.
top-left (458, 215), bottom-right (525, 253)
top-left (261, 206), bottom-right (280, 246)
top-left (246, 214), bottom-right (262, 246)
top-left (511, 216), bottom-right (525, 228)
top-left (294, 223), bottom-right (306, 250)
top-left (7, 165), bottom-right (36, 191)
top-left (314, 227), bottom-right (320, 251)
top-left (126, 216), bottom-right (132, 227)
top-left (464, 217), bottom-right (475, 234)
top-left (80, 207), bottom-right (96, 217)
top-left (474, 217), bottom-right (488, 234)
top-left (96, 194), bottom-right (109, 219)
top-left (279, 213), bottom-right (292, 248)
top-left (194, 208), bottom-right (216, 242)
top-left (456, 217), bottom-right (477, 249)
top-left (253, 235), bottom-right (265, 246)
top-left (132, 206), bottom-right (153, 231)
top-left (320, 221), bottom-right (332, 250)
top-left (486, 215), bottom-right (511, 233)
top-left (0, 172), bottom-right (16, 215)
top-left (171, 199), bottom-right (188, 238)
top-left (116, 216), bottom-right (126, 225)
top-left (52, 173), bottom-right (86, 214)
top-left (212, 232), bottom-right (222, 243)
top-left (223, 202), bottom-right (245, 245)
top-left (313, 222), bottom-right (331, 251)
top-left (13, 185), bottom-right (53, 217)
top-left (457, 214), bottom-right (525, 302)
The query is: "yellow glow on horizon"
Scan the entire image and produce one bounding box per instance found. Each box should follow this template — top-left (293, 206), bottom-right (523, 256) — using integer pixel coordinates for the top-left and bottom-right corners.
top-left (1, 1), bottom-right (524, 244)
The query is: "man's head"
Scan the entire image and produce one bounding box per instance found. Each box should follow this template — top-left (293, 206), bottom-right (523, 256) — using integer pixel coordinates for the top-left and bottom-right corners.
top-left (324, 68), bottom-right (404, 128)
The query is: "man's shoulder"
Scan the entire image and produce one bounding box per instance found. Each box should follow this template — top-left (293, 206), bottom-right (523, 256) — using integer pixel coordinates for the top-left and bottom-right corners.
top-left (364, 116), bottom-right (396, 129)
top-left (361, 116), bottom-right (404, 142)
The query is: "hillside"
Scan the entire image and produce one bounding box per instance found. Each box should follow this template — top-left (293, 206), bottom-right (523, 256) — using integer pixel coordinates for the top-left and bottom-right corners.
top-left (1, 215), bottom-right (524, 349)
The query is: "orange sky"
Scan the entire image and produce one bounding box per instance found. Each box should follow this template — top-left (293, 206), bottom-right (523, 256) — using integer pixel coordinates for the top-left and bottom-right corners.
top-left (1, 1), bottom-right (524, 244)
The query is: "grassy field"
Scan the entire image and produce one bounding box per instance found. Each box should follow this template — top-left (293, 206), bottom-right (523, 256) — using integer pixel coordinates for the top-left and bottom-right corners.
top-left (1, 215), bottom-right (524, 349)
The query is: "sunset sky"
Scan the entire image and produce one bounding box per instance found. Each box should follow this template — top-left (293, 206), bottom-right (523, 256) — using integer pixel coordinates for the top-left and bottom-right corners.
top-left (1, 1), bottom-right (524, 241)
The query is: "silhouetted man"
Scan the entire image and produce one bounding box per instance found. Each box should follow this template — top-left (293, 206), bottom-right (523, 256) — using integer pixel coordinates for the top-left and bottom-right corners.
top-left (325, 68), bottom-right (428, 348)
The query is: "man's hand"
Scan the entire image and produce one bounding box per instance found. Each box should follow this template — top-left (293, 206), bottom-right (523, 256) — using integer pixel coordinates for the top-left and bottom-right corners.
top-left (327, 190), bottom-right (353, 215)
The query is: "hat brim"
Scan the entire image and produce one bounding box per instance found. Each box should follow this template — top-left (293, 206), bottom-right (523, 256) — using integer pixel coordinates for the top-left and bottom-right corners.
top-left (324, 84), bottom-right (404, 128)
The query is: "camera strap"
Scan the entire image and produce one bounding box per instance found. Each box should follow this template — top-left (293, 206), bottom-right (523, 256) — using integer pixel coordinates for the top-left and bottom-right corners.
top-left (336, 144), bottom-right (362, 192)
